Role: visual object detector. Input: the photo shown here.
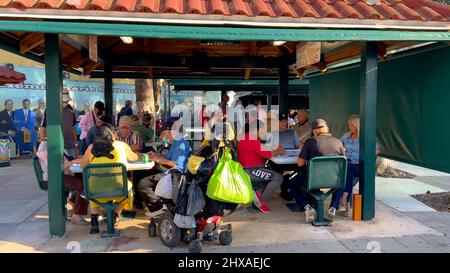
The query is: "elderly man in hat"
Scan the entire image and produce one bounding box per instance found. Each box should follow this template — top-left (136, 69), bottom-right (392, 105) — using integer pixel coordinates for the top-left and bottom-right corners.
top-left (116, 115), bottom-right (142, 153)
top-left (289, 118), bottom-right (345, 223)
top-left (40, 93), bottom-right (79, 159)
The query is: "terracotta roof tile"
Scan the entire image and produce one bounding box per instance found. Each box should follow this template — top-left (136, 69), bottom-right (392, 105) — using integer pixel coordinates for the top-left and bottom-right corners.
top-left (113, 0), bottom-right (138, 12)
top-left (0, 0), bottom-right (448, 22)
top-left (209, 0), bottom-right (230, 15)
top-left (138, 0), bottom-right (160, 12)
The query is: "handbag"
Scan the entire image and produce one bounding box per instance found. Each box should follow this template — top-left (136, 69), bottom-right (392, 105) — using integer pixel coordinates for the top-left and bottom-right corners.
top-left (155, 172), bottom-right (173, 199)
top-left (206, 147), bottom-right (255, 204)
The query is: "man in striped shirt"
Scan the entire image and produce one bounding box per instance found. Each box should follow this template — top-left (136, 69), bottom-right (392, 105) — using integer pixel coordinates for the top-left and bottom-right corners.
top-left (116, 115), bottom-right (142, 153)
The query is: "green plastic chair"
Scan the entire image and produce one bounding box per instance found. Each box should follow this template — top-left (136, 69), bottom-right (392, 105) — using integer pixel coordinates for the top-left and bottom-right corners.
top-left (83, 163), bottom-right (128, 237)
top-left (32, 156), bottom-right (48, 191)
top-left (300, 156), bottom-right (347, 226)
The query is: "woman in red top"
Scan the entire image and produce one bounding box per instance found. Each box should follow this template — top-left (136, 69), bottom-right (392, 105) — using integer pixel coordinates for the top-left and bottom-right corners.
top-left (238, 120), bottom-right (285, 211)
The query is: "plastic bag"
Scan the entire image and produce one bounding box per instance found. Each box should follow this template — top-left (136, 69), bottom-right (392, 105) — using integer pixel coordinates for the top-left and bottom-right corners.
top-left (186, 179), bottom-right (206, 216)
top-left (206, 147), bottom-right (255, 204)
top-left (155, 173), bottom-right (173, 199)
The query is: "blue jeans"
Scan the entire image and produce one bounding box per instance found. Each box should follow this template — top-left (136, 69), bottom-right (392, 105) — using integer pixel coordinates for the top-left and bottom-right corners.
top-left (330, 162), bottom-right (360, 208)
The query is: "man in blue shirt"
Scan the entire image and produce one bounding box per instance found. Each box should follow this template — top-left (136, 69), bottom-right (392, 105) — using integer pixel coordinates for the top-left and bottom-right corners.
top-left (137, 119), bottom-right (191, 216)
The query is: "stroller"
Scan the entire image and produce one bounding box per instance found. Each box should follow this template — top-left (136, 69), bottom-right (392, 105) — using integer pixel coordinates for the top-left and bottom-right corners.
top-left (148, 138), bottom-right (237, 253)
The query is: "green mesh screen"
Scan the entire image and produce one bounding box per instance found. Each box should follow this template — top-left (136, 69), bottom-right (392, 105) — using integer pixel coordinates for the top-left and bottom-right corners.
top-left (309, 46), bottom-right (450, 173)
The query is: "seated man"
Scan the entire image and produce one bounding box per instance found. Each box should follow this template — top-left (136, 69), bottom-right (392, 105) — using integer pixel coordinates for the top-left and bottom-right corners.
top-left (116, 115), bottom-right (142, 153)
top-left (238, 120), bottom-right (285, 212)
top-left (137, 119), bottom-right (191, 216)
top-left (292, 109), bottom-right (311, 149)
top-left (268, 113), bottom-right (300, 201)
top-left (288, 119), bottom-right (345, 223)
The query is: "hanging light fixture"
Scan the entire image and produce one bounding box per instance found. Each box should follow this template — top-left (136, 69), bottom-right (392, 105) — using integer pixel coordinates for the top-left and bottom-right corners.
top-left (120, 36), bottom-right (133, 44)
top-left (272, 41), bottom-right (287, 46)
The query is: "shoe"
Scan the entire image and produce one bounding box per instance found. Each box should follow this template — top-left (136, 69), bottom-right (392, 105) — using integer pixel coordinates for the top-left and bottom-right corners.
top-left (253, 192), bottom-right (270, 213)
top-left (328, 207), bottom-right (336, 220)
top-left (90, 214), bottom-right (100, 234)
top-left (304, 205), bottom-right (316, 223)
top-left (338, 205), bottom-right (347, 212)
top-left (80, 191), bottom-right (85, 199)
top-left (147, 204), bottom-right (167, 218)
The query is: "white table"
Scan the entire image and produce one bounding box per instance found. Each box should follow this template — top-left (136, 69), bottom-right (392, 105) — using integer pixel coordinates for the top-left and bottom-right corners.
top-left (186, 128), bottom-right (205, 134)
top-left (69, 160), bottom-right (155, 173)
top-left (145, 141), bottom-right (163, 148)
top-left (270, 149), bottom-right (301, 165)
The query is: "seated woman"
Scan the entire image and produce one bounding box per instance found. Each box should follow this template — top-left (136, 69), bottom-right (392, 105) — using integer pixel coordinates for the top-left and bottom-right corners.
top-left (80, 123), bottom-right (140, 234)
top-left (335, 114), bottom-right (380, 214)
top-left (36, 141), bottom-right (88, 225)
top-left (237, 120), bottom-right (285, 212)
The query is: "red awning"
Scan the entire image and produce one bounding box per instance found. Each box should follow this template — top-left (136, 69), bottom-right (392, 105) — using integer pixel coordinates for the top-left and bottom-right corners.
top-left (0, 66), bottom-right (26, 86)
top-left (1, 0), bottom-right (449, 22)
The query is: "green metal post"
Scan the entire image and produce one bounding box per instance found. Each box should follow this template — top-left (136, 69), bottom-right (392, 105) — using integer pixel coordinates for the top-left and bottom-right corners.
top-left (104, 62), bottom-right (113, 123)
top-left (278, 66), bottom-right (289, 114)
top-left (44, 33), bottom-right (65, 236)
top-left (359, 42), bottom-right (378, 220)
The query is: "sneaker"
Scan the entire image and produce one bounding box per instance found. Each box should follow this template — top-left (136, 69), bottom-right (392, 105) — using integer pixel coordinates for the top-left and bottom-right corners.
top-left (328, 207), bottom-right (336, 220)
top-left (253, 192), bottom-right (270, 213)
top-left (147, 204), bottom-right (167, 218)
top-left (338, 205), bottom-right (347, 212)
top-left (304, 205), bottom-right (316, 223)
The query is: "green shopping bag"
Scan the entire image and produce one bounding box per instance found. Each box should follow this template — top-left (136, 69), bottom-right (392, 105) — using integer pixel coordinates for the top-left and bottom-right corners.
top-left (206, 147), bottom-right (255, 204)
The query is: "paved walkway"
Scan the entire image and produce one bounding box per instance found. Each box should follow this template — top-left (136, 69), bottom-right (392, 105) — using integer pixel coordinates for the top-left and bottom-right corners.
top-left (0, 158), bottom-right (449, 253)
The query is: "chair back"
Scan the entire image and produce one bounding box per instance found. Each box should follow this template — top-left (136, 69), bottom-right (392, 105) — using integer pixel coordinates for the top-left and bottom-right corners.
top-left (32, 156), bottom-right (47, 191)
top-left (82, 163), bottom-right (128, 200)
top-left (306, 156), bottom-right (347, 191)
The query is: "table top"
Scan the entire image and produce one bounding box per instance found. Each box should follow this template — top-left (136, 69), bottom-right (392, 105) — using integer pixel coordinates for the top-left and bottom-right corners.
top-left (145, 141), bottom-right (163, 148)
top-left (270, 149), bottom-right (301, 165)
top-left (69, 160), bottom-right (155, 173)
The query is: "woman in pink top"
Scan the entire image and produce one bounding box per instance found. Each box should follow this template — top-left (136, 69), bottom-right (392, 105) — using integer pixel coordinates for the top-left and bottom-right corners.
top-left (237, 120), bottom-right (284, 211)
top-left (79, 101), bottom-right (105, 140)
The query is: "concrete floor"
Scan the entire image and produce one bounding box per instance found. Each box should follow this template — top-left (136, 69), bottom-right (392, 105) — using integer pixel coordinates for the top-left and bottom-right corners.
top-left (0, 158), bottom-right (449, 253)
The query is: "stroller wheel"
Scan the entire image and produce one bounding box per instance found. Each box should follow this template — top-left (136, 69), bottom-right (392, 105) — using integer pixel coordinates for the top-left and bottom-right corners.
top-left (158, 214), bottom-right (181, 248)
top-left (148, 223), bottom-right (157, 238)
top-left (219, 231), bottom-right (233, 246)
top-left (188, 240), bottom-right (202, 253)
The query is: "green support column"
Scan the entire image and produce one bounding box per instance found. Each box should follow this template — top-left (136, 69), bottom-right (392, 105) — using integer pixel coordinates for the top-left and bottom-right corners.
top-left (278, 66), bottom-right (289, 114)
top-left (44, 33), bottom-right (65, 236)
top-left (104, 63), bottom-right (113, 122)
top-left (359, 42), bottom-right (378, 220)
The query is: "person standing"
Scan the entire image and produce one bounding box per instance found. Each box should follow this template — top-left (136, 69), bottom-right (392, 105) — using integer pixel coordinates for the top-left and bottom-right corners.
top-left (78, 101), bottom-right (105, 154)
top-left (40, 93), bottom-right (79, 159)
top-left (33, 99), bottom-right (45, 132)
top-left (116, 100), bottom-right (133, 125)
top-left (0, 99), bottom-right (16, 138)
top-left (13, 99), bottom-right (36, 155)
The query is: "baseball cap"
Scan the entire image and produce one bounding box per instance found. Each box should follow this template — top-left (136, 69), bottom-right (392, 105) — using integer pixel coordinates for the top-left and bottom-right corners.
top-left (278, 113), bottom-right (288, 121)
top-left (312, 119), bottom-right (328, 129)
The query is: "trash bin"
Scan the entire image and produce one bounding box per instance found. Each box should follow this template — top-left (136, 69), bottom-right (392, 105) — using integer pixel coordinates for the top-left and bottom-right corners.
top-left (0, 135), bottom-right (13, 167)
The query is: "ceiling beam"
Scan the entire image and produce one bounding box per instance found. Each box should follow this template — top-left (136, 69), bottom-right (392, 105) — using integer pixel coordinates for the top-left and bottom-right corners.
top-left (89, 71), bottom-right (299, 80)
top-left (109, 53), bottom-right (284, 68)
top-left (20, 33), bottom-right (44, 54)
top-left (244, 41), bottom-right (257, 80)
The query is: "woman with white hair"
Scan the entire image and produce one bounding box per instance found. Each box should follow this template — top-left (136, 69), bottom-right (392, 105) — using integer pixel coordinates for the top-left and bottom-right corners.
top-left (337, 114), bottom-right (380, 213)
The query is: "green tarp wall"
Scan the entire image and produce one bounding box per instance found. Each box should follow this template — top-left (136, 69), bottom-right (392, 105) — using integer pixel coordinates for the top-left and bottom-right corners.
top-left (309, 46), bottom-right (450, 173)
